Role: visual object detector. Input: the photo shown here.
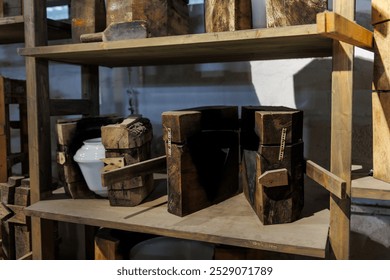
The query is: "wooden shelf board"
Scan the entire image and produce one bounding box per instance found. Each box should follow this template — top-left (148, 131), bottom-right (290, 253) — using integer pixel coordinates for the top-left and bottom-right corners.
top-left (0, 16), bottom-right (71, 44)
top-left (18, 24), bottom-right (334, 67)
top-left (352, 176), bottom-right (390, 200)
top-left (25, 181), bottom-right (330, 258)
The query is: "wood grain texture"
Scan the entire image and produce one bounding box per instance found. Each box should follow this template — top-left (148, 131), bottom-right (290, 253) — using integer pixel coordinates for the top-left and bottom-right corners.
top-left (352, 176), bottom-right (390, 200)
top-left (372, 92), bottom-right (390, 182)
top-left (71, 0), bottom-right (106, 43)
top-left (372, 0), bottom-right (390, 25)
top-left (266, 0), bottom-right (327, 27)
top-left (317, 12), bottom-right (373, 50)
top-left (24, 190), bottom-right (330, 258)
top-left (306, 160), bottom-right (346, 199)
top-left (205, 0), bottom-right (252, 32)
top-left (373, 21), bottom-right (390, 91)
top-left (329, 0), bottom-right (354, 261)
top-left (24, 0), bottom-right (55, 260)
top-left (106, 0), bottom-right (189, 37)
top-left (18, 24), bottom-right (334, 67)
top-left (101, 117), bottom-right (153, 149)
top-left (258, 168), bottom-right (288, 187)
top-left (254, 110), bottom-right (303, 145)
top-left (256, 143), bottom-right (304, 225)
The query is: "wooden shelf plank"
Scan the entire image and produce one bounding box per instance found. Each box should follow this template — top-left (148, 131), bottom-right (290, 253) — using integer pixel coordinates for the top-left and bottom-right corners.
top-left (352, 176), bottom-right (390, 200)
top-left (16, 13), bottom-right (373, 68)
top-left (18, 24), bottom-right (334, 67)
top-left (25, 180), bottom-right (330, 258)
top-left (0, 16), bottom-right (71, 44)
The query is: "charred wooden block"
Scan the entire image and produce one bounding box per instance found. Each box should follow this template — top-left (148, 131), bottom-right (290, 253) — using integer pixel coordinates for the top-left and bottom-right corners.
top-left (266, 0), bottom-right (328, 27)
top-left (56, 116), bottom-right (123, 199)
top-left (101, 117), bottom-right (154, 206)
top-left (105, 0), bottom-right (189, 37)
top-left (241, 106), bottom-right (304, 225)
top-left (162, 106), bottom-right (239, 217)
top-left (204, 0), bottom-right (252, 32)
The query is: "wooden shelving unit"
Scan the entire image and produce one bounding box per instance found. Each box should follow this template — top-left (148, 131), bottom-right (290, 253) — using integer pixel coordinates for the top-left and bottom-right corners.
top-left (0, 15), bottom-right (70, 44)
top-left (19, 0), bottom-right (378, 260)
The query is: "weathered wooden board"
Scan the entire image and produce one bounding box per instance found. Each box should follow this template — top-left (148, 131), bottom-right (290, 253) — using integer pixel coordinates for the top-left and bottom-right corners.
top-left (372, 92), bottom-right (390, 183)
top-left (1, 221), bottom-right (14, 259)
top-left (105, 0), bottom-right (189, 37)
top-left (373, 21), bottom-right (390, 91)
top-left (71, 0), bottom-right (106, 43)
top-left (205, 0), bottom-right (252, 32)
top-left (14, 224), bottom-right (31, 260)
top-left (266, 0), bottom-right (327, 27)
top-left (372, 0), bottom-right (390, 25)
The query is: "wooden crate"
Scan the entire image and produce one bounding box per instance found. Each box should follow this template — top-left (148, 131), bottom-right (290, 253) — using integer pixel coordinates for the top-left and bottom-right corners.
top-left (241, 106), bottom-right (304, 225)
top-left (105, 0), bottom-right (189, 37)
top-left (101, 116), bottom-right (154, 206)
top-left (162, 106), bottom-right (240, 217)
top-left (56, 116), bottom-right (123, 199)
top-left (266, 0), bottom-right (327, 27)
top-left (0, 76), bottom-right (28, 183)
top-left (204, 0), bottom-right (252, 32)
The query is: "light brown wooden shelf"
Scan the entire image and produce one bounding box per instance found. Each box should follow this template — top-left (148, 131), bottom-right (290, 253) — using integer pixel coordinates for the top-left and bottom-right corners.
top-left (19, 24), bottom-right (332, 67)
top-left (17, 12), bottom-right (373, 68)
top-left (0, 15), bottom-right (70, 44)
top-left (25, 180), bottom-right (330, 258)
top-left (352, 176), bottom-right (390, 200)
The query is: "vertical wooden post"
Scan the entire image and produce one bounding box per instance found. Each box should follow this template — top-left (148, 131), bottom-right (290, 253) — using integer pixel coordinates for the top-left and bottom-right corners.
top-left (0, 77), bottom-right (8, 183)
top-left (23, 0), bottom-right (56, 259)
top-left (372, 0), bottom-right (390, 184)
top-left (329, 0), bottom-right (354, 260)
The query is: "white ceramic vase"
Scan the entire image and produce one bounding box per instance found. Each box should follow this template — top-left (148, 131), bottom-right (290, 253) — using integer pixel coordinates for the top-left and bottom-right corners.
top-left (73, 138), bottom-right (107, 197)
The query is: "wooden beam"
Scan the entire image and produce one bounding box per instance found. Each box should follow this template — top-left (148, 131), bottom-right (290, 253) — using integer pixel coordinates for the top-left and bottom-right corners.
top-left (101, 156), bottom-right (166, 186)
top-left (306, 160), bottom-right (346, 199)
top-left (24, 0), bottom-right (55, 260)
top-left (329, 0), bottom-right (354, 260)
top-left (317, 12), bottom-right (373, 50)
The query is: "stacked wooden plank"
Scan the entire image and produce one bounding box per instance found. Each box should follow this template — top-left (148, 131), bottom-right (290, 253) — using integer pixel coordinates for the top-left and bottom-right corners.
top-left (162, 106), bottom-right (240, 217)
top-left (241, 106), bottom-right (304, 225)
top-left (0, 176), bottom-right (32, 260)
top-left (265, 0), bottom-right (327, 27)
top-left (204, 0), bottom-right (252, 32)
top-left (56, 116), bottom-right (123, 199)
top-left (101, 116), bottom-right (154, 206)
top-left (372, 0), bottom-right (390, 184)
